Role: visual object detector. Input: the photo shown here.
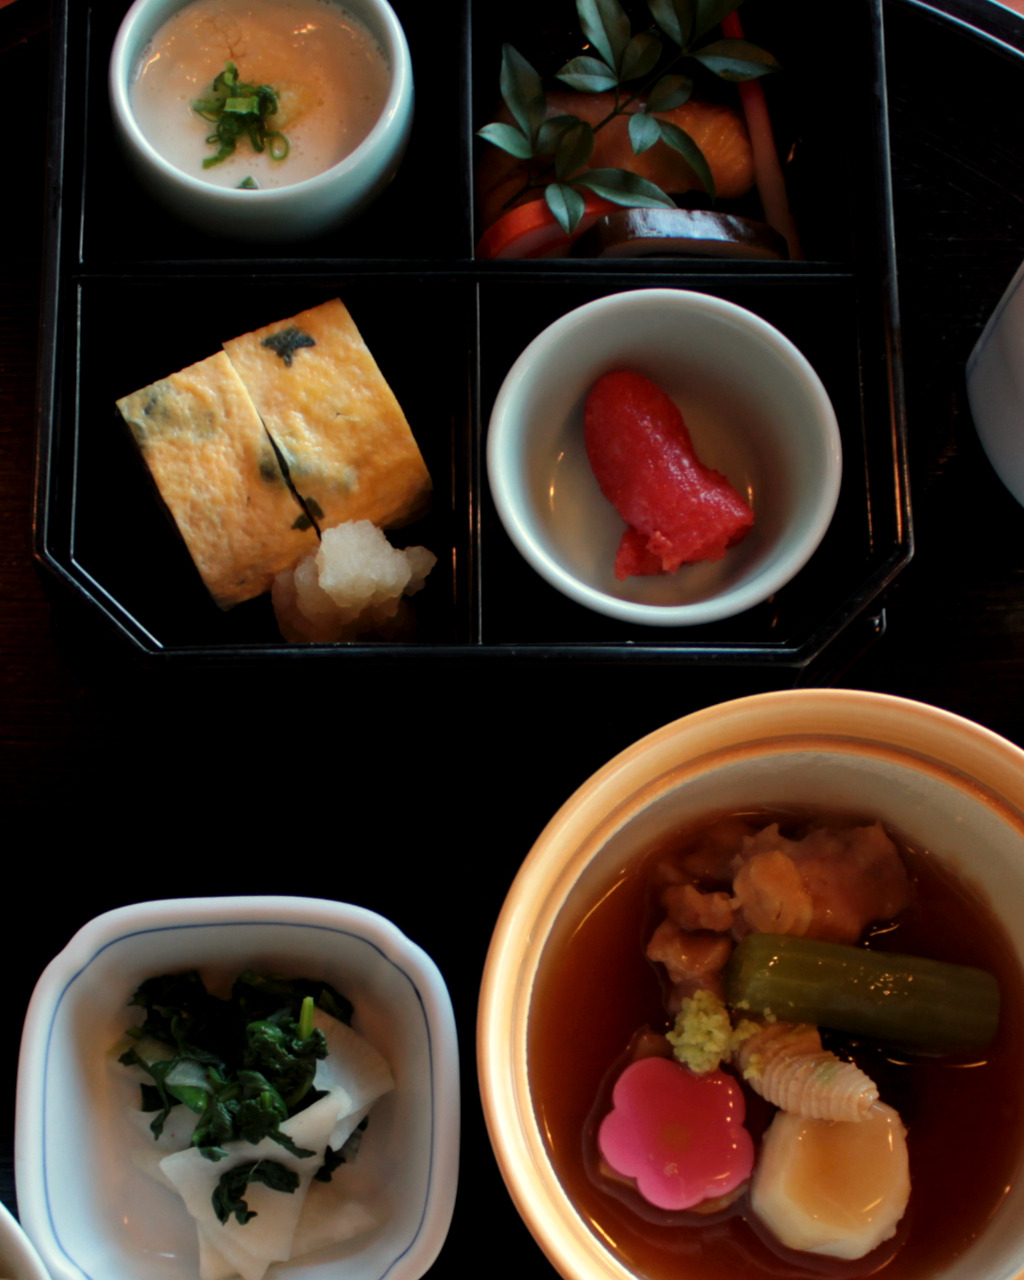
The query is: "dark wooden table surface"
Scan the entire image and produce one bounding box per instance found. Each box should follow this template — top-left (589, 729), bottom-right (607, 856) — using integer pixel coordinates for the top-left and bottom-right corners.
top-left (4, 0), bottom-right (1024, 1275)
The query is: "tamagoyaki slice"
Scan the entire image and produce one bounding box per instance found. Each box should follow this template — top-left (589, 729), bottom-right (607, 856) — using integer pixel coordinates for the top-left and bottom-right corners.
top-left (115, 351), bottom-right (317, 607)
top-left (222, 298), bottom-right (432, 535)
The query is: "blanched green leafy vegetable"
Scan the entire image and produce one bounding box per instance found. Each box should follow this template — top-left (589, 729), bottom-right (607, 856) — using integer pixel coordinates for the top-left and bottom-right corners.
top-left (120, 970), bottom-right (394, 1274)
top-left (212, 1158), bottom-right (300, 1225)
top-left (119, 970), bottom-right (353, 1167)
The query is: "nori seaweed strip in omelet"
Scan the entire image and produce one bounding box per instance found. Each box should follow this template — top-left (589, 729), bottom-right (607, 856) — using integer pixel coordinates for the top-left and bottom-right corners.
top-left (222, 298), bottom-right (432, 535)
top-left (115, 351), bottom-right (318, 607)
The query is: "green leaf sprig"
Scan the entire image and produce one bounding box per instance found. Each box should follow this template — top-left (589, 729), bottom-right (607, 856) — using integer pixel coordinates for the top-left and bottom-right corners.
top-left (477, 0), bottom-right (779, 235)
top-left (192, 62), bottom-right (290, 171)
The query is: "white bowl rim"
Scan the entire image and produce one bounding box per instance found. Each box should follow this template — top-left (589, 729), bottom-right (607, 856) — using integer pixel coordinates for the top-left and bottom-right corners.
top-left (486, 289), bottom-right (843, 627)
top-left (477, 688), bottom-right (1024, 1280)
top-left (108, 0), bottom-right (413, 204)
top-left (16, 894), bottom-right (459, 1280)
top-left (0, 1201), bottom-right (52, 1280)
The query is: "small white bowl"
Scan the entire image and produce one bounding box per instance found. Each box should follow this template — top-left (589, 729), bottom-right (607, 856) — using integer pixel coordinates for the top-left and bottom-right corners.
top-left (16, 896), bottom-right (458, 1280)
top-left (109, 0), bottom-right (413, 241)
top-left (478, 689), bottom-right (1024, 1280)
top-left (0, 1202), bottom-right (52, 1280)
top-left (486, 289), bottom-right (841, 626)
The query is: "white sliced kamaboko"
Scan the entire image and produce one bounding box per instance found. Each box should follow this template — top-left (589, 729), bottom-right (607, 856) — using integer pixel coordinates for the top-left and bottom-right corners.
top-left (312, 1008), bottom-right (395, 1144)
top-left (751, 1101), bottom-right (910, 1260)
top-left (142, 1004), bottom-right (394, 1280)
top-left (160, 1087), bottom-right (344, 1280)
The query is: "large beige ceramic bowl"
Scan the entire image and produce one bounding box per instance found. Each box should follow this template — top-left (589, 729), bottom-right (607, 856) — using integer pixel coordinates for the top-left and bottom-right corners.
top-left (478, 689), bottom-right (1024, 1280)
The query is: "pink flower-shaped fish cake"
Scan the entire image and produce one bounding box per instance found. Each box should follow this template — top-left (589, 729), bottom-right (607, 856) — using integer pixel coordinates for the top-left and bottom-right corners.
top-left (598, 1057), bottom-right (754, 1211)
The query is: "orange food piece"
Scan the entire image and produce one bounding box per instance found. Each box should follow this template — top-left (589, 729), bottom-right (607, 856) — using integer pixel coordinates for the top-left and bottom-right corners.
top-left (475, 193), bottom-right (614, 259)
top-left (477, 92), bottom-right (753, 232)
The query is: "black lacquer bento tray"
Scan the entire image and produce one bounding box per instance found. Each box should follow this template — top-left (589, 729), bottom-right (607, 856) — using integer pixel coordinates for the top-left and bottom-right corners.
top-left (33, 0), bottom-right (911, 664)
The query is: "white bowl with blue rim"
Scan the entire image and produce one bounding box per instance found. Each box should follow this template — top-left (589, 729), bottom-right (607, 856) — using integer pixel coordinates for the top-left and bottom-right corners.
top-left (15, 896), bottom-right (458, 1280)
top-left (0, 1201), bottom-right (52, 1280)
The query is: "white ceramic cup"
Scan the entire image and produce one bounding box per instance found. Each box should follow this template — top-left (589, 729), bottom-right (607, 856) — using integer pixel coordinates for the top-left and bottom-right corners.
top-left (486, 289), bottom-right (842, 626)
top-left (109, 0), bottom-right (413, 241)
top-left (967, 260), bottom-right (1024, 504)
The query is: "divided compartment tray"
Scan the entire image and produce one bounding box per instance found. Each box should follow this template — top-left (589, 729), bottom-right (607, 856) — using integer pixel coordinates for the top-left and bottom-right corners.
top-left (33, 0), bottom-right (911, 663)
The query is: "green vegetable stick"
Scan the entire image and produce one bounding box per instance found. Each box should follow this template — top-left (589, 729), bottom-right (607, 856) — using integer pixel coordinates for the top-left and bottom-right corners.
top-left (297, 995), bottom-right (315, 1044)
top-left (724, 933), bottom-right (1001, 1052)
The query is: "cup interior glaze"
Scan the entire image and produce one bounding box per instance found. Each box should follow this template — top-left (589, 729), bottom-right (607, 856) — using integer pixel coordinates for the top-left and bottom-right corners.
top-left (477, 689), bottom-right (1024, 1280)
top-left (108, 0), bottom-right (413, 241)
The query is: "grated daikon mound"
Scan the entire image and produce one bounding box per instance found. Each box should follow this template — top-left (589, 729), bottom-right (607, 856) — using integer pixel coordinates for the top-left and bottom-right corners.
top-left (273, 520), bottom-right (436, 643)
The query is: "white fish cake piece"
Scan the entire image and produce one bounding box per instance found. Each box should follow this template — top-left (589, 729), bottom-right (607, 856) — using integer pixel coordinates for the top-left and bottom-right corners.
top-left (116, 1041), bottom-right (197, 1183)
top-left (314, 1008), bottom-right (395, 1131)
top-left (116, 351), bottom-right (317, 607)
top-left (752, 1101), bottom-right (910, 1259)
top-left (292, 1176), bottom-right (384, 1260)
top-left (159, 1087), bottom-right (349, 1280)
top-left (735, 1021), bottom-right (878, 1121)
top-left (155, 1013), bottom-right (391, 1280)
top-left (196, 1225), bottom-right (241, 1280)
top-left (222, 299), bottom-right (432, 532)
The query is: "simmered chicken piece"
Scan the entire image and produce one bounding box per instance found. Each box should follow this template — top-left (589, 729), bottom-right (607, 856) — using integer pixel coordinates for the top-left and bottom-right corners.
top-left (647, 818), bottom-right (915, 1005)
top-left (651, 816), bottom-right (762, 890)
top-left (731, 822), bottom-right (913, 943)
top-left (661, 883), bottom-right (735, 933)
top-left (646, 921), bottom-right (733, 1006)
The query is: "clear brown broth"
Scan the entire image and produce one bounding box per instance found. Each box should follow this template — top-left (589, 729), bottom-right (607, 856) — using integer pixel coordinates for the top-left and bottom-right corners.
top-left (528, 810), bottom-right (1024, 1280)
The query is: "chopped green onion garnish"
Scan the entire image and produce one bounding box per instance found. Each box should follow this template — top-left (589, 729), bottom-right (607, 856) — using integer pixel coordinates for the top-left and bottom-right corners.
top-left (267, 133), bottom-right (289, 161)
top-left (192, 61), bottom-right (290, 170)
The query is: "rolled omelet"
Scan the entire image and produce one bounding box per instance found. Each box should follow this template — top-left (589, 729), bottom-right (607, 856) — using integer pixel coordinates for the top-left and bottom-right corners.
top-left (116, 297), bottom-right (433, 616)
top-left (116, 351), bottom-right (317, 608)
top-left (222, 298), bottom-right (432, 533)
